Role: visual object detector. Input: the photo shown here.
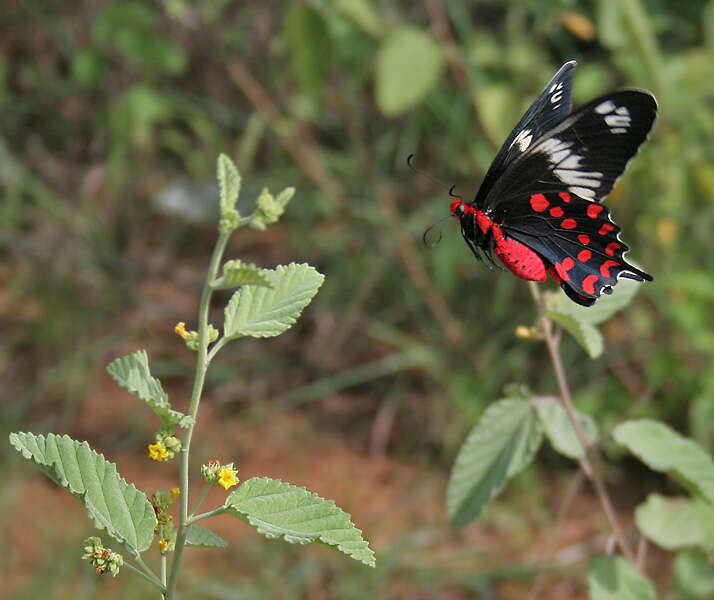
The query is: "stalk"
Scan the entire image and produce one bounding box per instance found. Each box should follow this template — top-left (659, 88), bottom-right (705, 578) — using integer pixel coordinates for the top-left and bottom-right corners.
top-left (528, 282), bottom-right (636, 565)
top-left (164, 231), bottom-right (230, 599)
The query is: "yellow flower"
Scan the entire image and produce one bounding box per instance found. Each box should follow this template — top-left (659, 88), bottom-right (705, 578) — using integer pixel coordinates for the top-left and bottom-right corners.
top-left (148, 442), bottom-right (169, 462)
top-left (217, 467), bottom-right (238, 490)
top-left (159, 539), bottom-right (168, 552)
top-left (170, 487), bottom-right (180, 499)
top-left (174, 322), bottom-right (190, 340)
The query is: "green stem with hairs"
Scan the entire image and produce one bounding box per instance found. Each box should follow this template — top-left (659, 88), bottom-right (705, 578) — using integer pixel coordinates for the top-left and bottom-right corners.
top-left (164, 231), bottom-right (231, 599)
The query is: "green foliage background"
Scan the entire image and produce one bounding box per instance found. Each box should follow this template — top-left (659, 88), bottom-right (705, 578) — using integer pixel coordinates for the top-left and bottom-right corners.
top-left (1, 0), bottom-right (713, 598)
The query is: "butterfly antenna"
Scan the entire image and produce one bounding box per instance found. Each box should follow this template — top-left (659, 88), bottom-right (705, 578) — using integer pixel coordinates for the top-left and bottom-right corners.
top-left (407, 154), bottom-right (457, 194)
top-left (448, 184), bottom-right (462, 200)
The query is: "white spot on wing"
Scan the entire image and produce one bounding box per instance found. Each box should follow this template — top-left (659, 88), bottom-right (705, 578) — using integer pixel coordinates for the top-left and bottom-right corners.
top-left (511, 129), bottom-right (533, 152)
top-left (569, 186), bottom-right (597, 199)
top-left (595, 100), bottom-right (616, 114)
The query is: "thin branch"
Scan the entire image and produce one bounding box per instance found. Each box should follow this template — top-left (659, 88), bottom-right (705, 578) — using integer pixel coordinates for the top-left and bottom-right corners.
top-left (188, 506), bottom-right (227, 524)
top-left (528, 282), bottom-right (636, 566)
top-left (124, 561), bottom-right (165, 591)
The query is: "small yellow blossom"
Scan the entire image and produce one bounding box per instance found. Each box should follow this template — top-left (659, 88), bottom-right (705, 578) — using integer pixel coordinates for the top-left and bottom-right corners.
top-left (148, 442), bottom-right (169, 462)
top-left (174, 322), bottom-right (190, 340)
top-left (170, 487), bottom-right (180, 499)
top-left (217, 467), bottom-right (238, 490)
top-left (159, 539), bottom-right (168, 552)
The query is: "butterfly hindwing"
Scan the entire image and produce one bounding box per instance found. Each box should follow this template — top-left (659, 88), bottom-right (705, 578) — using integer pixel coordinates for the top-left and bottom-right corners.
top-left (500, 191), bottom-right (652, 303)
top-left (482, 91), bottom-right (657, 221)
top-left (474, 61), bottom-right (576, 204)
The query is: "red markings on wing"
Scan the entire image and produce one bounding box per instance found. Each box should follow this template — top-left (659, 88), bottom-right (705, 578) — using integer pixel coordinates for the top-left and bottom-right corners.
top-left (599, 223), bottom-right (615, 235)
top-left (549, 206), bottom-right (564, 217)
top-left (547, 266), bottom-right (563, 284)
top-left (587, 204), bottom-right (604, 219)
top-left (582, 274), bottom-right (599, 294)
top-left (561, 218), bottom-right (577, 229)
top-left (578, 234), bottom-right (590, 245)
top-left (559, 192), bottom-right (571, 203)
top-left (605, 241), bottom-right (621, 256)
top-left (530, 193), bottom-right (549, 212)
top-left (600, 260), bottom-right (620, 277)
top-left (553, 257), bottom-right (575, 282)
top-left (577, 249), bottom-right (592, 262)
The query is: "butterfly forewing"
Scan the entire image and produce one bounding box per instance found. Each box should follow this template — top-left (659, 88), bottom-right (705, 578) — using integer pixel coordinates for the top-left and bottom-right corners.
top-left (474, 60), bottom-right (577, 205)
top-left (484, 91), bottom-right (657, 217)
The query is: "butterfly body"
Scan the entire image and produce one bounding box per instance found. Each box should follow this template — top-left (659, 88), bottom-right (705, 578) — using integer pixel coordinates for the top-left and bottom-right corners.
top-left (447, 61), bottom-right (656, 306)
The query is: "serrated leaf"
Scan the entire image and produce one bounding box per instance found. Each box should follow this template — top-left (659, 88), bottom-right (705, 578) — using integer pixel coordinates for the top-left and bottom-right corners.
top-left (212, 260), bottom-right (273, 290)
top-left (217, 154), bottom-right (241, 214)
top-left (107, 350), bottom-right (192, 428)
top-left (9, 432), bottom-right (156, 557)
top-left (587, 555), bottom-right (656, 599)
top-left (224, 263), bottom-right (324, 339)
top-left (546, 310), bottom-right (604, 358)
top-left (673, 550), bottom-right (714, 598)
top-left (375, 27), bottom-right (444, 117)
top-left (186, 525), bottom-right (228, 548)
top-left (614, 420), bottom-right (714, 503)
top-left (547, 276), bottom-right (641, 326)
top-left (447, 396), bottom-right (543, 528)
top-left (534, 398), bottom-right (599, 459)
top-left (225, 476), bottom-right (375, 567)
top-left (635, 493), bottom-right (714, 551)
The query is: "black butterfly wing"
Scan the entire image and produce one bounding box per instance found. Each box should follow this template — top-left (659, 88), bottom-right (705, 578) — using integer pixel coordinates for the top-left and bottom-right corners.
top-left (484, 91), bottom-right (657, 219)
top-left (474, 60), bottom-right (577, 205)
top-left (501, 191), bottom-right (652, 304)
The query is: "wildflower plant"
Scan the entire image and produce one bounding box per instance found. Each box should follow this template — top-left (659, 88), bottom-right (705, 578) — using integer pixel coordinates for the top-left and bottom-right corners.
top-left (9, 154), bottom-right (375, 597)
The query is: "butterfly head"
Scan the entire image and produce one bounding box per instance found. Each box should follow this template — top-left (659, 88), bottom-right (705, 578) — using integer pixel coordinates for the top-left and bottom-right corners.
top-left (450, 199), bottom-right (465, 216)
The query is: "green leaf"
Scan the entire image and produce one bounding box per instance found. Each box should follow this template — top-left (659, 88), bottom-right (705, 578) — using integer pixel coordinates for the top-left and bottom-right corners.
top-left (284, 5), bottom-right (332, 95)
top-left (546, 310), bottom-right (604, 358)
top-left (674, 550), bottom-right (714, 598)
top-left (225, 476), bottom-right (375, 567)
top-left (587, 555), bottom-right (656, 599)
top-left (635, 494), bottom-right (704, 550)
top-left (212, 260), bottom-right (273, 290)
top-left (375, 27), bottom-right (445, 117)
top-left (614, 420), bottom-right (714, 503)
top-left (335, 0), bottom-right (385, 38)
top-left (224, 263), bottom-right (324, 339)
top-left (186, 525), bottom-right (228, 548)
top-left (534, 398), bottom-right (599, 459)
top-left (9, 432), bottom-right (156, 557)
top-left (447, 395), bottom-right (543, 528)
top-left (107, 350), bottom-right (192, 428)
top-left (217, 154), bottom-right (241, 214)
top-left (635, 493), bottom-right (714, 553)
top-left (545, 276), bottom-right (641, 326)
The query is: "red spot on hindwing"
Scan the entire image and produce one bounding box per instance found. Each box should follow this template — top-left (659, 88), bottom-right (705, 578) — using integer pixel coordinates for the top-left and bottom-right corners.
top-left (600, 260), bottom-right (620, 277)
top-left (605, 241), bottom-right (621, 256)
top-left (577, 250), bottom-right (592, 262)
top-left (561, 218), bottom-right (577, 229)
top-left (578, 234), bottom-right (590, 245)
top-left (587, 204), bottom-right (604, 219)
top-left (582, 274), bottom-right (599, 294)
top-left (554, 257), bottom-right (575, 282)
top-left (599, 223), bottom-right (614, 235)
top-left (559, 192), bottom-right (571, 203)
top-left (530, 193), bottom-right (549, 212)
top-left (549, 206), bottom-right (564, 217)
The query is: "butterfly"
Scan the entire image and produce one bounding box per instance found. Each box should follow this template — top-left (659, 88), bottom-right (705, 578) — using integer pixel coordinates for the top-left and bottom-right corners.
top-left (446, 60), bottom-right (656, 306)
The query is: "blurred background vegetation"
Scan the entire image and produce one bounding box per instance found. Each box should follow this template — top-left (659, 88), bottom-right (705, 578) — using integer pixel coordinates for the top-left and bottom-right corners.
top-left (1, 1), bottom-right (713, 598)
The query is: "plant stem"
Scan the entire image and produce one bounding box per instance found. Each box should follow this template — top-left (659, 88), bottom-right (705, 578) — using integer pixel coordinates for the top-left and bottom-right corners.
top-left (165, 231), bottom-right (231, 599)
top-left (159, 524), bottom-right (167, 588)
top-left (188, 506), bottom-right (227, 524)
top-left (528, 282), bottom-right (636, 565)
top-left (188, 483), bottom-right (213, 518)
top-left (124, 561), bottom-right (165, 591)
